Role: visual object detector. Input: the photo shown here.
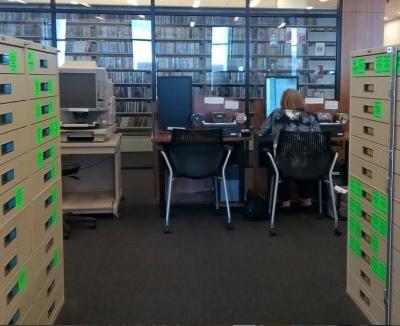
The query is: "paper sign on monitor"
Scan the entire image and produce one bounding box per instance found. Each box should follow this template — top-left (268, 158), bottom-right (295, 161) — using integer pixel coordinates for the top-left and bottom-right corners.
top-left (225, 100), bottom-right (239, 110)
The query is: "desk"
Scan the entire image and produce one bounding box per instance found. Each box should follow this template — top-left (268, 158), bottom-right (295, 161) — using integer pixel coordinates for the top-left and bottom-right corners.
top-left (61, 133), bottom-right (122, 218)
top-left (152, 133), bottom-right (251, 216)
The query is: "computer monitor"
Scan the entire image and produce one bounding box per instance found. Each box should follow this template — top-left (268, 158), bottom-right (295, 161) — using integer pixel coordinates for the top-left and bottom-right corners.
top-left (265, 76), bottom-right (299, 117)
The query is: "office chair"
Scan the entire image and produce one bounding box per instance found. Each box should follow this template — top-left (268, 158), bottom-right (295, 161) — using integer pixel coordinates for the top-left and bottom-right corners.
top-left (62, 163), bottom-right (96, 239)
top-left (159, 128), bottom-right (233, 233)
top-left (265, 130), bottom-right (341, 237)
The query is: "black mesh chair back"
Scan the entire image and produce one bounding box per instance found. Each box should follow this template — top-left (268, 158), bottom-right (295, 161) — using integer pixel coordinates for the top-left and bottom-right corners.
top-left (275, 130), bottom-right (332, 180)
top-left (169, 128), bottom-right (224, 179)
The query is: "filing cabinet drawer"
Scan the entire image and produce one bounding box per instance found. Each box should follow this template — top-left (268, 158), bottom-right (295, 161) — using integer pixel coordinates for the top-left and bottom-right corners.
top-left (0, 43), bottom-right (24, 75)
top-left (350, 136), bottom-right (389, 170)
top-left (350, 76), bottom-right (391, 100)
top-left (350, 155), bottom-right (388, 194)
top-left (0, 179), bottom-right (30, 228)
top-left (392, 247), bottom-right (400, 276)
top-left (0, 127), bottom-right (28, 166)
top-left (30, 159), bottom-right (60, 201)
top-left (391, 271), bottom-right (400, 311)
top-left (0, 209), bottom-right (30, 291)
top-left (347, 270), bottom-right (385, 324)
top-left (2, 296), bottom-right (31, 325)
top-left (31, 181), bottom-right (61, 249)
top-left (350, 117), bottom-right (390, 146)
top-left (394, 222), bottom-right (400, 251)
top-left (348, 250), bottom-right (385, 305)
top-left (0, 75), bottom-right (26, 104)
top-left (350, 97), bottom-right (390, 124)
top-left (28, 97), bottom-right (59, 125)
top-left (26, 75), bottom-right (58, 99)
top-left (37, 282), bottom-right (64, 325)
top-left (25, 47), bottom-right (58, 75)
top-left (29, 117), bottom-right (60, 150)
top-left (0, 153), bottom-right (28, 196)
top-left (351, 53), bottom-right (393, 77)
top-left (28, 138), bottom-right (60, 175)
top-left (0, 101), bottom-right (28, 135)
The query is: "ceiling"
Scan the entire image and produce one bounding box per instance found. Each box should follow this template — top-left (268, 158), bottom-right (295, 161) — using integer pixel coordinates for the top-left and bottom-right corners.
top-left (385, 0), bottom-right (400, 21)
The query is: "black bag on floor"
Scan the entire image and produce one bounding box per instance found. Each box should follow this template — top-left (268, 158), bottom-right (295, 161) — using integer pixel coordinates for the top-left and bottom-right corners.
top-left (242, 190), bottom-right (266, 221)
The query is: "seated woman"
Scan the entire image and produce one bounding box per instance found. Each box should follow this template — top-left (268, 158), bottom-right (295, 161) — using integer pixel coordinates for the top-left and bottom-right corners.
top-left (259, 89), bottom-right (320, 211)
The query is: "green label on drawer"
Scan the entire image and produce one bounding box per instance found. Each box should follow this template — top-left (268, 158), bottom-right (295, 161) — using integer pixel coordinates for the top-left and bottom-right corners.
top-left (371, 234), bottom-right (379, 253)
top-left (371, 213), bottom-right (388, 239)
top-left (34, 100), bottom-right (42, 121)
top-left (349, 197), bottom-right (362, 217)
top-left (373, 101), bottom-right (383, 119)
top-left (397, 52), bottom-right (400, 75)
top-left (18, 268), bottom-right (27, 294)
top-left (51, 164), bottom-right (57, 180)
top-left (51, 207), bottom-right (58, 225)
top-left (49, 98), bottom-right (55, 116)
top-left (51, 187), bottom-right (57, 205)
top-left (33, 78), bottom-right (40, 97)
top-left (8, 50), bottom-right (18, 73)
top-left (371, 256), bottom-right (387, 283)
top-left (15, 186), bottom-right (23, 209)
top-left (27, 50), bottom-right (35, 72)
top-left (349, 217), bottom-right (361, 237)
top-left (50, 144), bottom-right (56, 160)
top-left (349, 177), bottom-right (363, 197)
top-left (375, 54), bottom-right (392, 74)
top-left (349, 235), bottom-right (361, 256)
top-left (352, 58), bottom-right (365, 76)
top-left (372, 192), bottom-right (388, 215)
top-left (48, 78), bottom-right (54, 96)
top-left (52, 249), bottom-right (60, 268)
top-left (49, 118), bottom-right (60, 137)
top-left (35, 125), bottom-right (43, 145)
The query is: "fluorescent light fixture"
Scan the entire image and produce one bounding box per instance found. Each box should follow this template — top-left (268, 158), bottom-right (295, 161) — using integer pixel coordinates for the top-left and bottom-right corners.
top-left (249, 0), bottom-right (260, 8)
top-left (190, 21), bottom-right (196, 27)
top-left (277, 21), bottom-right (286, 28)
top-left (234, 16), bottom-right (239, 22)
top-left (138, 14), bottom-right (145, 19)
top-left (192, 0), bottom-right (200, 8)
top-left (320, 0), bottom-right (329, 2)
top-left (306, 6), bottom-right (314, 10)
top-left (80, 2), bottom-right (91, 6)
top-left (8, 0), bottom-right (27, 3)
top-left (95, 16), bottom-right (104, 20)
top-left (384, 16), bottom-right (388, 20)
top-left (127, 0), bottom-right (138, 4)
top-left (70, 1), bottom-right (78, 4)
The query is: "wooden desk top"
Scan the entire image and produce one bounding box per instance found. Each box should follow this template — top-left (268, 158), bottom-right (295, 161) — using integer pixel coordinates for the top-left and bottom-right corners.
top-left (152, 133), bottom-right (251, 143)
top-left (61, 133), bottom-right (121, 155)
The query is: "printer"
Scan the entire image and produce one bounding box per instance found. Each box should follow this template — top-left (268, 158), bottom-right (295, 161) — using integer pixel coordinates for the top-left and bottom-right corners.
top-left (59, 61), bottom-right (116, 142)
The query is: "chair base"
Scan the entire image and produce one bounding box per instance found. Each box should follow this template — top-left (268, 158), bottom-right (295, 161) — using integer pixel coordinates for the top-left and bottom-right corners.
top-left (270, 228), bottom-right (277, 237)
top-left (226, 222), bottom-right (234, 231)
top-left (164, 226), bottom-right (171, 234)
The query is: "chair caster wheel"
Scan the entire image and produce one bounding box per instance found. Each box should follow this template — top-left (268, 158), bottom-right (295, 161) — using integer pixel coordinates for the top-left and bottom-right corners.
top-left (164, 226), bottom-right (171, 234)
top-left (270, 229), bottom-right (277, 237)
top-left (226, 223), bottom-right (234, 231)
top-left (334, 228), bottom-right (342, 236)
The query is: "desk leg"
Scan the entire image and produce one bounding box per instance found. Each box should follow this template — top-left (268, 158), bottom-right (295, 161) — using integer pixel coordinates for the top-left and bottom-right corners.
top-left (239, 141), bottom-right (245, 203)
top-left (159, 150), bottom-right (166, 217)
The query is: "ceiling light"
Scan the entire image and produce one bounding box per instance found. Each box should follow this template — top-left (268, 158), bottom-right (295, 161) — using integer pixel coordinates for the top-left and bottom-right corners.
top-left (69, 1), bottom-right (78, 4)
top-left (138, 14), bottom-right (145, 19)
top-left (320, 0), bottom-right (329, 2)
top-left (249, 0), bottom-right (260, 8)
top-left (190, 21), bottom-right (196, 27)
top-left (192, 0), bottom-right (200, 8)
top-left (306, 6), bottom-right (314, 10)
top-left (80, 2), bottom-right (91, 6)
top-left (127, 0), bottom-right (138, 4)
top-left (384, 16), bottom-right (388, 20)
top-left (234, 16), bottom-right (239, 22)
top-left (277, 22), bottom-right (286, 28)
top-left (95, 16), bottom-right (104, 20)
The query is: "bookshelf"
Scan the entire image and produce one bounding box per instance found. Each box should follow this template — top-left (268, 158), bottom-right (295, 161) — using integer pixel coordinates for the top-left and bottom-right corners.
top-left (249, 16), bottom-right (338, 100)
top-left (155, 15), bottom-right (247, 100)
top-left (56, 13), bottom-right (153, 151)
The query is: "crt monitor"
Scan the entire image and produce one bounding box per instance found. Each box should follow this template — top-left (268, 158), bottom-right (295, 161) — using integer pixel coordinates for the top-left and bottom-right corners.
top-left (265, 76), bottom-right (298, 117)
top-left (59, 72), bottom-right (97, 109)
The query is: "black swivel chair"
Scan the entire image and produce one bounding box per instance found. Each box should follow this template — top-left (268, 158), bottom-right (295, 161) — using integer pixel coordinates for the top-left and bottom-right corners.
top-left (62, 164), bottom-right (96, 239)
top-left (159, 128), bottom-right (233, 233)
top-left (265, 130), bottom-right (341, 237)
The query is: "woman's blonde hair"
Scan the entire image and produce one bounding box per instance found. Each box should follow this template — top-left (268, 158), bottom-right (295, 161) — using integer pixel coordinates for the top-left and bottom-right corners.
top-left (280, 89), bottom-right (306, 111)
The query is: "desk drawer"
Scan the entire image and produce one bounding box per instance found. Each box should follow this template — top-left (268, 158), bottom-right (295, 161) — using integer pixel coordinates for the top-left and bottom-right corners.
top-left (350, 117), bottom-right (389, 146)
top-left (0, 75), bottom-right (26, 104)
top-left (0, 209), bottom-right (30, 291)
top-left (26, 75), bottom-right (58, 100)
top-left (0, 153), bottom-right (28, 196)
top-left (25, 48), bottom-right (57, 75)
top-left (28, 138), bottom-right (60, 175)
top-left (29, 117), bottom-right (60, 150)
top-left (0, 43), bottom-right (24, 74)
top-left (351, 76), bottom-right (391, 100)
top-left (349, 155), bottom-right (388, 194)
top-left (347, 270), bottom-right (385, 324)
top-left (31, 181), bottom-right (61, 250)
top-left (350, 136), bottom-right (389, 170)
top-left (0, 127), bottom-right (28, 166)
top-left (28, 97), bottom-right (59, 125)
top-left (0, 101), bottom-right (28, 135)
top-left (30, 159), bottom-right (60, 201)
top-left (0, 179), bottom-right (30, 229)
top-left (350, 97), bottom-right (391, 124)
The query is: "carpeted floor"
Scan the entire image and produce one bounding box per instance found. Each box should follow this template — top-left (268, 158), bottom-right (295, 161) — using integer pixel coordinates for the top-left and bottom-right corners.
top-left (56, 169), bottom-right (367, 324)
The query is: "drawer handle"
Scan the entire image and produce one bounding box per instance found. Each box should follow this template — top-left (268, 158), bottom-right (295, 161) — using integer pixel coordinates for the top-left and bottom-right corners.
top-left (43, 169), bottom-right (52, 183)
top-left (41, 82), bottom-right (49, 92)
top-left (43, 148), bottom-right (51, 162)
top-left (0, 112), bottom-right (13, 125)
top-left (361, 230), bottom-right (371, 244)
top-left (362, 146), bottom-right (374, 157)
top-left (7, 282), bottom-right (19, 304)
top-left (40, 59), bottom-right (48, 68)
top-left (41, 104), bottom-right (50, 115)
top-left (1, 140), bottom-right (14, 156)
top-left (45, 215), bottom-right (53, 230)
top-left (3, 196), bottom-right (16, 215)
top-left (45, 237), bottom-right (54, 254)
top-left (359, 289), bottom-right (370, 306)
top-left (0, 53), bottom-right (9, 65)
top-left (47, 279), bottom-right (55, 296)
top-left (362, 167), bottom-right (372, 178)
top-left (362, 210), bottom-right (371, 223)
top-left (363, 105), bottom-right (374, 114)
top-left (361, 250), bottom-right (371, 265)
top-left (8, 308), bottom-right (20, 325)
top-left (4, 255), bottom-right (17, 276)
top-left (362, 190), bottom-right (372, 202)
top-left (0, 83), bottom-right (12, 95)
top-left (2, 168), bottom-right (14, 185)
top-left (44, 193), bottom-right (54, 208)
top-left (363, 126), bottom-right (374, 136)
top-left (360, 270), bottom-right (371, 286)
top-left (48, 300), bottom-right (56, 318)
top-left (42, 126), bottom-right (50, 138)
top-left (4, 227), bottom-right (17, 247)
top-left (364, 84), bottom-right (375, 92)
top-left (365, 62), bottom-right (374, 71)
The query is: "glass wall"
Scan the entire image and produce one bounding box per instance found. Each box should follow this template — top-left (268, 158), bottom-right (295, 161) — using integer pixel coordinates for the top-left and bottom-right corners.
top-left (155, 0), bottom-right (245, 8)
top-left (56, 0), bottom-right (150, 9)
top-left (250, 0), bottom-right (338, 10)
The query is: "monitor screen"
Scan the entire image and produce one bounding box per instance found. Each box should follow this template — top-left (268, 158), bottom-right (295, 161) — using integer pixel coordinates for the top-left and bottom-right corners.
top-left (265, 76), bottom-right (298, 117)
top-left (59, 73), bottom-right (97, 109)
